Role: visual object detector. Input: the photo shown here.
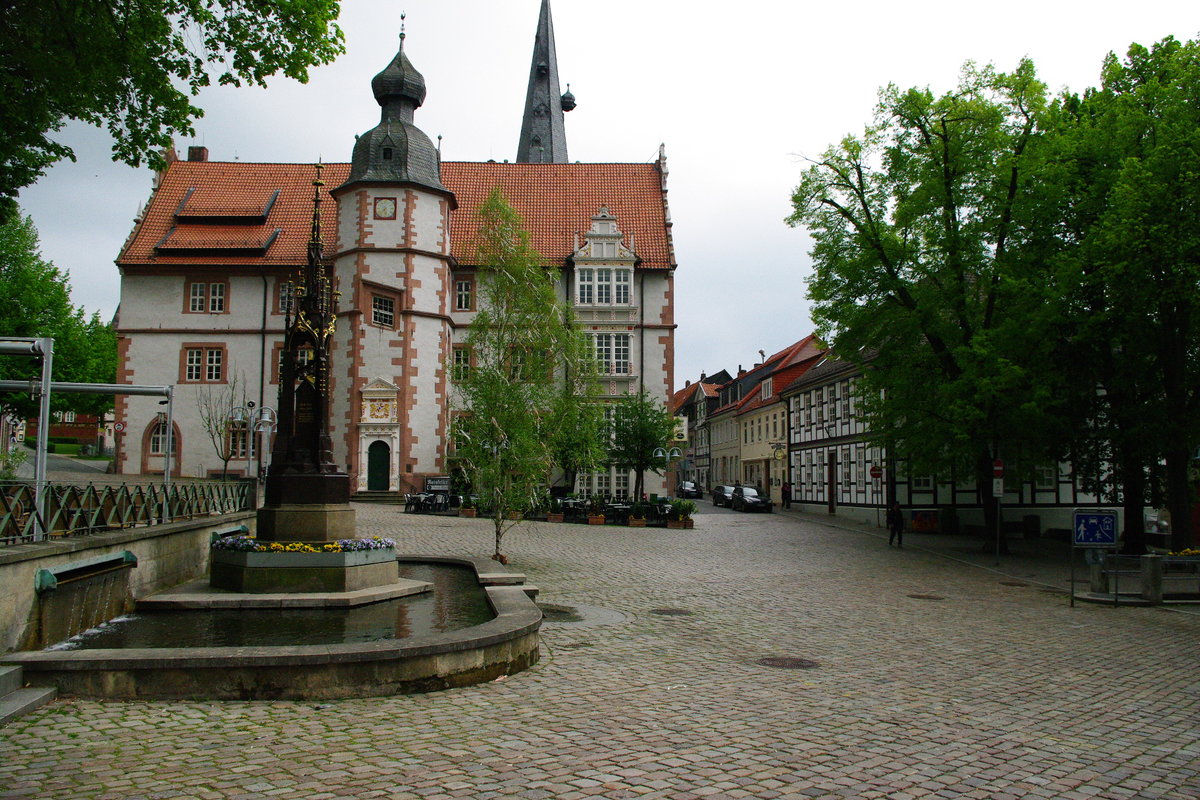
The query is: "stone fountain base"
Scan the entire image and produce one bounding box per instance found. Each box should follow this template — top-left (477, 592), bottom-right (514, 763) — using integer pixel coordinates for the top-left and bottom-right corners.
top-left (209, 546), bottom-right (398, 593)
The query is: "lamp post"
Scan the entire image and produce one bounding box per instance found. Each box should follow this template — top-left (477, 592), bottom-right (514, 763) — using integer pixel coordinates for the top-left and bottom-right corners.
top-left (229, 401), bottom-right (277, 482)
top-left (653, 446), bottom-right (683, 497)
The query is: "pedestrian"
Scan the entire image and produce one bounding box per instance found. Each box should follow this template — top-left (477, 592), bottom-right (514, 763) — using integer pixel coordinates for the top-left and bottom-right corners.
top-left (780, 480), bottom-right (792, 509)
top-left (887, 501), bottom-right (904, 547)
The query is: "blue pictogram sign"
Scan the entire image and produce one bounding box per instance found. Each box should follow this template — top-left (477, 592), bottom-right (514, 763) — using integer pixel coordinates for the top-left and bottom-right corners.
top-left (1073, 509), bottom-right (1118, 547)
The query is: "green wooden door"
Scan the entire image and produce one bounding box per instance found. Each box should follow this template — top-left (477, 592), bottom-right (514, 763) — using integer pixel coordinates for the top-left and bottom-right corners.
top-left (367, 440), bottom-right (390, 491)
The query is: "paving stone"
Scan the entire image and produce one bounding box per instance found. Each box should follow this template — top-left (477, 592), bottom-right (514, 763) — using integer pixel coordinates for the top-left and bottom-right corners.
top-left (3, 506), bottom-right (1200, 799)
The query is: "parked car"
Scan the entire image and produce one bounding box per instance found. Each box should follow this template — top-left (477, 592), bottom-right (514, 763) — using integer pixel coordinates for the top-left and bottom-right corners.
top-left (711, 485), bottom-right (735, 507)
top-left (677, 481), bottom-right (703, 499)
top-left (731, 486), bottom-right (773, 513)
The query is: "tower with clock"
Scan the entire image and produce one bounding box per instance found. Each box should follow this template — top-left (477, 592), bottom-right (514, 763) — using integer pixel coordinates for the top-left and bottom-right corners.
top-left (328, 26), bottom-right (457, 494)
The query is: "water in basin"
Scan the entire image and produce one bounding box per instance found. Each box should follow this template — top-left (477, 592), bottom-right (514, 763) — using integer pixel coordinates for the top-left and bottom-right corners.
top-left (49, 562), bottom-right (492, 650)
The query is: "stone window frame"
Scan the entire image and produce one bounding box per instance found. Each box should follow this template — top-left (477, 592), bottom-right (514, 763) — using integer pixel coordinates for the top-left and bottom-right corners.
top-left (454, 276), bottom-right (475, 312)
top-left (179, 343), bottom-right (227, 384)
top-left (184, 279), bottom-right (230, 314)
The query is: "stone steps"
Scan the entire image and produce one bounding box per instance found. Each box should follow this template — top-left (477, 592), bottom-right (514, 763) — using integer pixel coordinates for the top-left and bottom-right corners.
top-left (0, 665), bottom-right (56, 726)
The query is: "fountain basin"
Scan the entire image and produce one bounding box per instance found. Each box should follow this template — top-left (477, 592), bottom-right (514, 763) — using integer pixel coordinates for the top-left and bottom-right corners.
top-left (0, 557), bottom-right (541, 700)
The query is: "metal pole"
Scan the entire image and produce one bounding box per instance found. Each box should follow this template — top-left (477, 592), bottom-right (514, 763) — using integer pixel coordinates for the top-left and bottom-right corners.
top-left (162, 385), bottom-right (174, 522)
top-left (1070, 541), bottom-right (1075, 608)
top-left (34, 338), bottom-right (53, 539)
top-left (1112, 546), bottom-right (1119, 608)
top-left (994, 493), bottom-right (1001, 567)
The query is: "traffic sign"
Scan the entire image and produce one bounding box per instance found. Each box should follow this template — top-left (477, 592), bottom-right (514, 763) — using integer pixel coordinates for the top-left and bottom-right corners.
top-left (1073, 509), bottom-right (1118, 547)
top-left (869, 465), bottom-right (883, 480)
top-left (114, 421), bottom-right (126, 433)
top-left (992, 459), bottom-right (1004, 478)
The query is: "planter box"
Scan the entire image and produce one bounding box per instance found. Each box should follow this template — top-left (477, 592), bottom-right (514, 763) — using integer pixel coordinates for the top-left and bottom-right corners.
top-left (666, 520), bottom-right (685, 529)
top-left (587, 515), bottom-right (606, 525)
top-left (627, 518), bottom-right (647, 528)
top-left (460, 508), bottom-right (477, 518)
top-left (506, 511), bottom-right (522, 520)
top-left (546, 513), bottom-right (564, 523)
top-left (684, 518), bottom-right (695, 529)
top-left (209, 545), bottom-right (398, 593)
top-left (210, 547), bottom-right (394, 569)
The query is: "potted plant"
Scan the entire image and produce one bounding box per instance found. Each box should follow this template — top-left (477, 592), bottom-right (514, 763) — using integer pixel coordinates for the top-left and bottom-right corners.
top-left (627, 500), bottom-right (650, 527)
top-left (546, 495), bottom-right (565, 524)
top-left (459, 496), bottom-right (476, 518)
top-left (587, 495), bottom-right (606, 525)
top-left (667, 499), bottom-right (696, 529)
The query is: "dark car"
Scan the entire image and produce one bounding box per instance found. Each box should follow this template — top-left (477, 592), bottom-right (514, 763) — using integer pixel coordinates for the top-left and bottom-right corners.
top-left (677, 481), bottom-right (703, 499)
top-left (731, 486), bottom-right (773, 513)
top-left (712, 485), bottom-right (735, 507)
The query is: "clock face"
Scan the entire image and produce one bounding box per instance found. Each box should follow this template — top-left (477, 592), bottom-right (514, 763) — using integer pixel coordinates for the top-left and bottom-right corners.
top-left (374, 197), bottom-right (397, 219)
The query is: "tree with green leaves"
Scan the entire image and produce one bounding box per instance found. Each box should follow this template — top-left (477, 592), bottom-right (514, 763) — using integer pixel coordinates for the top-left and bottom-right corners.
top-left (1052, 37), bottom-right (1200, 551)
top-left (0, 0), bottom-right (345, 219)
top-left (550, 384), bottom-right (608, 495)
top-left (453, 189), bottom-right (601, 562)
top-left (788, 61), bottom-right (1068, 553)
top-left (0, 213), bottom-right (118, 418)
top-left (608, 388), bottom-right (678, 502)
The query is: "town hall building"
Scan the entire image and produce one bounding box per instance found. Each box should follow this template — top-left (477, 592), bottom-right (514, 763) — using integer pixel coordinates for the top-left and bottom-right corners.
top-left (112, 1), bottom-right (677, 497)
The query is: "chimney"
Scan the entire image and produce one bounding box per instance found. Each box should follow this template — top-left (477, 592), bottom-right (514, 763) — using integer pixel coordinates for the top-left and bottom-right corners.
top-left (187, 146), bottom-right (209, 162)
top-left (700, 372), bottom-right (706, 382)
top-left (738, 364), bottom-right (745, 377)
top-left (685, 380), bottom-right (691, 387)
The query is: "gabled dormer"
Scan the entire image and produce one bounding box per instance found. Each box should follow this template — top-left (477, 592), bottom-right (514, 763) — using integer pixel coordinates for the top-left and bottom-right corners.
top-left (572, 207), bottom-right (638, 309)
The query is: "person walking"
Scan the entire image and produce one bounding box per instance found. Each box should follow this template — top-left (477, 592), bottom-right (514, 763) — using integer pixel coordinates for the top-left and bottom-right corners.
top-left (887, 501), bottom-right (904, 547)
top-left (780, 480), bottom-right (792, 509)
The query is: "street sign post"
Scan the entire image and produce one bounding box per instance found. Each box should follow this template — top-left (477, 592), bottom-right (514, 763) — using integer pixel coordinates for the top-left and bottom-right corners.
top-left (869, 465), bottom-right (882, 480)
top-left (1070, 508), bottom-right (1119, 607)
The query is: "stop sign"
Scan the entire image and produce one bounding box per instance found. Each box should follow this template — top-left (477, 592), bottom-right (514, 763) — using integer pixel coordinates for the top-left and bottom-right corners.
top-left (993, 459), bottom-right (1004, 478)
top-left (869, 465), bottom-right (883, 480)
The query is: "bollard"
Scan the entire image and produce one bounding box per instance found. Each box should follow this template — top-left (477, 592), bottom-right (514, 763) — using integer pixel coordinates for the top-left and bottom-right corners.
top-left (1141, 554), bottom-right (1163, 605)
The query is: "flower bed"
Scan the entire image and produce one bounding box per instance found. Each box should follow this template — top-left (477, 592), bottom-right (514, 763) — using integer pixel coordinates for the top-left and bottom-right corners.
top-left (212, 536), bottom-right (396, 554)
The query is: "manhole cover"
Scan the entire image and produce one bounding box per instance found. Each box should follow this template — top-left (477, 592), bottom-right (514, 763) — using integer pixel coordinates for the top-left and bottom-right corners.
top-left (538, 604), bottom-right (583, 623)
top-left (756, 656), bottom-right (819, 669)
top-left (650, 608), bottom-right (694, 616)
top-left (999, 581), bottom-right (1028, 587)
top-left (906, 593), bottom-right (946, 601)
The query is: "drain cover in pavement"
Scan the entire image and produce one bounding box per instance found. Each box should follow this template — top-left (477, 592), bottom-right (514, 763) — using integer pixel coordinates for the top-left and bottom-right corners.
top-left (538, 603), bottom-right (584, 623)
top-left (650, 608), bottom-right (694, 616)
top-left (906, 593), bottom-right (946, 600)
top-left (756, 656), bottom-right (819, 669)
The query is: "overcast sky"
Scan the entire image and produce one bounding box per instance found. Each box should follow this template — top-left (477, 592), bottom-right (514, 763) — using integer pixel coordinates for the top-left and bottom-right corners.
top-left (15, 0), bottom-right (1196, 385)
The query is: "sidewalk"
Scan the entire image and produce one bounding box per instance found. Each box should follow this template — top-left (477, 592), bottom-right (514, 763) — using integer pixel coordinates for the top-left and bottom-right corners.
top-left (773, 504), bottom-right (1200, 616)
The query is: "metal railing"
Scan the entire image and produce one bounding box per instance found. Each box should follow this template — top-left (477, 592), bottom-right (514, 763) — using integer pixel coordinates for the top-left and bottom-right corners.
top-left (0, 480), bottom-right (255, 546)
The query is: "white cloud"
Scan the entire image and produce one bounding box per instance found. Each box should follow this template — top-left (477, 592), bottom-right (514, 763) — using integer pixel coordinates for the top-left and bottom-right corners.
top-left (15, 0), bottom-right (1196, 381)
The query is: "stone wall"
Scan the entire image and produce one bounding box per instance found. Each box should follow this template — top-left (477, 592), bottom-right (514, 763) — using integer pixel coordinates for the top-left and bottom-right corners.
top-left (0, 512), bottom-right (256, 653)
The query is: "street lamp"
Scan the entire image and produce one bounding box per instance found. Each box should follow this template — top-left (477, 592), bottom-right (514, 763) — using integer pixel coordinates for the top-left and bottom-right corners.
top-left (229, 401), bottom-right (277, 480)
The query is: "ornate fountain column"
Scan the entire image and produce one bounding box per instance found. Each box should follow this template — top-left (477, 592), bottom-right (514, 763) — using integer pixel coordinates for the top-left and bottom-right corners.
top-left (256, 164), bottom-right (355, 543)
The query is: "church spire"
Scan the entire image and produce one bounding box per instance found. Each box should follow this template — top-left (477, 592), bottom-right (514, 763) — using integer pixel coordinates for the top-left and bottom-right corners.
top-left (516, 0), bottom-right (574, 164)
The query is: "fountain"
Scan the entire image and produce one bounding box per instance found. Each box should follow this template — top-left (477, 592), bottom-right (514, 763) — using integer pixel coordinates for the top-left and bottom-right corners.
top-left (1, 171), bottom-right (541, 699)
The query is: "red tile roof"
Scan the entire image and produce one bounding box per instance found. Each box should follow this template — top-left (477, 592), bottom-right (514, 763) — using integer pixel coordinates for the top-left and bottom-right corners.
top-left (119, 160), bottom-right (674, 271)
top-left (443, 162), bottom-right (673, 270)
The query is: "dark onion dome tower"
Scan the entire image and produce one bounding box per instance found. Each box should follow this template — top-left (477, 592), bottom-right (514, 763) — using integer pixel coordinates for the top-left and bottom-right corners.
top-left (516, 0), bottom-right (574, 164)
top-left (338, 22), bottom-right (449, 195)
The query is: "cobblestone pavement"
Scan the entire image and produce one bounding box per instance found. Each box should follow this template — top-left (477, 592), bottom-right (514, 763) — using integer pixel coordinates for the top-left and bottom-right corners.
top-left (3, 503), bottom-right (1198, 799)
